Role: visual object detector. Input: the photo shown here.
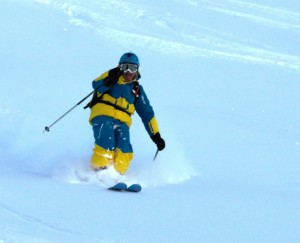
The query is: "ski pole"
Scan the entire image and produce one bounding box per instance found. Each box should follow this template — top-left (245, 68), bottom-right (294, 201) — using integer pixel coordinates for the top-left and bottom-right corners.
top-left (44, 68), bottom-right (123, 133)
top-left (43, 68), bottom-right (123, 133)
top-left (153, 149), bottom-right (159, 161)
top-left (43, 89), bottom-right (95, 133)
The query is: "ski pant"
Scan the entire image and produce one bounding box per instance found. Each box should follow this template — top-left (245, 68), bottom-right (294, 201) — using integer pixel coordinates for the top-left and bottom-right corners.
top-left (90, 116), bottom-right (133, 174)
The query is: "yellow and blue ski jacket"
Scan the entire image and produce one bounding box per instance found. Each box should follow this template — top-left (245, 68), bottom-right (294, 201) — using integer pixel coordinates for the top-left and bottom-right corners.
top-left (89, 69), bottom-right (160, 136)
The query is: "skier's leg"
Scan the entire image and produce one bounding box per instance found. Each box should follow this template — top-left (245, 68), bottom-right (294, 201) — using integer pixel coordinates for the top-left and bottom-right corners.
top-left (91, 144), bottom-right (114, 170)
top-left (113, 122), bottom-right (133, 174)
top-left (114, 149), bottom-right (133, 174)
top-left (91, 116), bottom-right (115, 170)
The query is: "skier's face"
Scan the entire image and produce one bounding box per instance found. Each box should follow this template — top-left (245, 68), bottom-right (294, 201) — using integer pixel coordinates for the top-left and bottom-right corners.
top-left (123, 71), bottom-right (136, 82)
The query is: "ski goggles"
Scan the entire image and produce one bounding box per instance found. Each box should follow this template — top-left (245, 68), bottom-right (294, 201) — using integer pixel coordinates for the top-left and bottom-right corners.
top-left (119, 63), bottom-right (138, 73)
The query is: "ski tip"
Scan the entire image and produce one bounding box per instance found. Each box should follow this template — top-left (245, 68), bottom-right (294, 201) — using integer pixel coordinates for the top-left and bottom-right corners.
top-left (126, 184), bottom-right (142, 193)
top-left (107, 183), bottom-right (142, 193)
top-left (108, 182), bottom-right (127, 191)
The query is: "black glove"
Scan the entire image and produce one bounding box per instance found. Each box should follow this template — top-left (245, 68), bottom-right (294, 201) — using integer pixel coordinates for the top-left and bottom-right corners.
top-left (151, 132), bottom-right (165, 151)
top-left (104, 67), bottom-right (123, 87)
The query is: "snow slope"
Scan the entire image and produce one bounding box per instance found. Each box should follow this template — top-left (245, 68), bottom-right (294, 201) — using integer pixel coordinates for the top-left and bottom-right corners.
top-left (1, 0), bottom-right (300, 242)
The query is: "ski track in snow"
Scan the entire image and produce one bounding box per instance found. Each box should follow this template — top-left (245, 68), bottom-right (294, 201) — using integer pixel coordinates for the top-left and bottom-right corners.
top-left (0, 201), bottom-right (104, 243)
top-left (35, 0), bottom-right (300, 72)
top-left (200, 0), bottom-right (300, 32)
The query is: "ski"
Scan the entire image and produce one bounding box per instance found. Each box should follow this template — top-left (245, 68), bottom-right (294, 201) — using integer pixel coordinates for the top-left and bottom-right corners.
top-left (125, 184), bottom-right (142, 193)
top-left (108, 182), bottom-right (127, 191)
top-left (108, 183), bottom-right (142, 193)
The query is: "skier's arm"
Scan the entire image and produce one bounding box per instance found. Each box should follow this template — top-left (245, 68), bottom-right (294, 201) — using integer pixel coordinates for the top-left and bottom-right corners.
top-left (135, 85), bottom-right (159, 136)
top-left (135, 86), bottom-right (165, 150)
top-left (93, 67), bottom-right (123, 92)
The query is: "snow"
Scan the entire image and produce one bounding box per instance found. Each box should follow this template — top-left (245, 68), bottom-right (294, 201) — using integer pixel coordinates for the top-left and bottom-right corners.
top-left (1, 0), bottom-right (300, 242)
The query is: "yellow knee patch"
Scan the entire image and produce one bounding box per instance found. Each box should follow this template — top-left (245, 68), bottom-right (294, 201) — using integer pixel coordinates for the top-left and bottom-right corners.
top-left (91, 144), bottom-right (114, 170)
top-left (114, 149), bottom-right (133, 174)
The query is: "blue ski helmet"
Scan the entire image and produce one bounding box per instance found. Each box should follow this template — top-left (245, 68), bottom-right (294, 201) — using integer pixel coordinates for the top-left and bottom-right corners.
top-left (119, 52), bottom-right (140, 66)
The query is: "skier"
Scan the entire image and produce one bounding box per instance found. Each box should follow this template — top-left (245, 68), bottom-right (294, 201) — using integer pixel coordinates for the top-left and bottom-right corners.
top-left (88, 52), bottom-right (165, 179)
